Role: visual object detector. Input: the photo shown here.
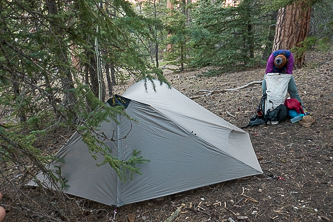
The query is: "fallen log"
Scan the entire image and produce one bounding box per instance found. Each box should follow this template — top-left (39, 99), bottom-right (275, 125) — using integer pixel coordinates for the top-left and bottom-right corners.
top-left (199, 80), bottom-right (262, 95)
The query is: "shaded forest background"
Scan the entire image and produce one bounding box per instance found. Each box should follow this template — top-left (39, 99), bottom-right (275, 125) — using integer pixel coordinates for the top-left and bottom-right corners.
top-left (0, 0), bottom-right (333, 221)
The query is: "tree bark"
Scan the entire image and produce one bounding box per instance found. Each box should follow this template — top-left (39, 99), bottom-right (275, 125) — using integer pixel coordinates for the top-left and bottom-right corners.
top-left (248, 23), bottom-right (254, 59)
top-left (11, 71), bottom-right (26, 122)
top-left (154, 0), bottom-right (159, 68)
top-left (262, 11), bottom-right (278, 60)
top-left (86, 45), bottom-right (105, 103)
top-left (46, 0), bottom-right (77, 108)
top-left (167, 0), bottom-right (173, 53)
top-left (110, 63), bottom-right (116, 86)
top-left (88, 45), bottom-right (99, 98)
top-left (272, 1), bottom-right (311, 68)
top-left (180, 0), bottom-right (187, 71)
top-left (105, 63), bottom-right (113, 97)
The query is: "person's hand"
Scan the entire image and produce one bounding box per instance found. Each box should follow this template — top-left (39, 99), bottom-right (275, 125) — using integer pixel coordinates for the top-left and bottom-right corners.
top-left (0, 192), bottom-right (6, 222)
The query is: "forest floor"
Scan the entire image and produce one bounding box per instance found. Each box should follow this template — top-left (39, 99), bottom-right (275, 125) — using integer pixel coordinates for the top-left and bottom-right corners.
top-left (1, 49), bottom-right (333, 222)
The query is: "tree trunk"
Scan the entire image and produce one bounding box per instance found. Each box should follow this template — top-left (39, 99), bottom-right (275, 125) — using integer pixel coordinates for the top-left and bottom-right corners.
top-left (186, 0), bottom-right (192, 25)
top-left (180, 43), bottom-right (184, 71)
top-left (148, 36), bottom-right (154, 64)
top-left (154, 0), bottom-right (159, 68)
top-left (167, 0), bottom-right (173, 53)
top-left (46, 0), bottom-right (76, 108)
top-left (272, 1), bottom-right (311, 68)
top-left (11, 72), bottom-right (26, 122)
top-left (105, 63), bottom-right (113, 97)
top-left (155, 41), bottom-right (159, 68)
top-left (94, 31), bottom-right (105, 102)
top-left (179, 0), bottom-right (186, 71)
top-left (110, 63), bottom-right (116, 86)
top-left (262, 11), bottom-right (278, 61)
top-left (88, 45), bottom-right (99, 98)
top-left (248, 23), bottom-right (254, 59)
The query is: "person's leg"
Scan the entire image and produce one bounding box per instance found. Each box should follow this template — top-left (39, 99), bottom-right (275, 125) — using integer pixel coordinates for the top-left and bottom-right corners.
top-left (262, 79), bottom-right (266, 95)
top-left (0, 207), bottom-right (5, 222)
top-left (288, 76), bottom-right (303, 105)
top-left (0, 192), bottom-right (5, 222)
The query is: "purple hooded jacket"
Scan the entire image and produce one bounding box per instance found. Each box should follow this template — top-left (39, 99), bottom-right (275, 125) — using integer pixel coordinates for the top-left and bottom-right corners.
top-left (265, 50), bottom-right (294, 74)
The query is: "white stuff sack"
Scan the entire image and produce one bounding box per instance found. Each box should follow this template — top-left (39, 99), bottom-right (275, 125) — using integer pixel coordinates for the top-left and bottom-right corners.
top-left (264, 73), bottom-right (291, 115)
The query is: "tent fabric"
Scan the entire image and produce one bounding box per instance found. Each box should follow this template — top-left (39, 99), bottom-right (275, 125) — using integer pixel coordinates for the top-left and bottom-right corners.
top-left (28, 79), bottom-right (262, 207)
top-left (264, 73), bottom-right (291, 115)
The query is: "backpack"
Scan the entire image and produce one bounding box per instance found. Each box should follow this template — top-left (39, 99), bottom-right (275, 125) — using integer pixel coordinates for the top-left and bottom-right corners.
top-left (264, 104), bottom-right (288, 123)
top-left (243, 94), bottom-right (288, 128)
top-left (243, 73), bottom-right (291, 128)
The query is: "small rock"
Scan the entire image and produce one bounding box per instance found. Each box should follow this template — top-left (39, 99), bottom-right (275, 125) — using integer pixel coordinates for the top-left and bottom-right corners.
top-left (319, 216), bottom-right (330, 221)
top-left (227, 217), bottom-right (235, 222)
top-left (237, 215), bottom-right (249, 221)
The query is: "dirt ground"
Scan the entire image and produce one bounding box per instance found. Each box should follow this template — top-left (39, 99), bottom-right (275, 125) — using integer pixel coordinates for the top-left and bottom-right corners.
top-left (1, 49), bottom-right (333, 222)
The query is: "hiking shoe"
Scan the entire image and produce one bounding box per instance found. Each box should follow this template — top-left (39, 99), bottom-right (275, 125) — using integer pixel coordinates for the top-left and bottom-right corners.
top-left (249, 118), bottom-right (265, 127)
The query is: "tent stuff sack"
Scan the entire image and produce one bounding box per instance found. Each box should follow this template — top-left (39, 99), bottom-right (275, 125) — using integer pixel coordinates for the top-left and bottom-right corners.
top-left (27, 79), bottom-right (263, 207)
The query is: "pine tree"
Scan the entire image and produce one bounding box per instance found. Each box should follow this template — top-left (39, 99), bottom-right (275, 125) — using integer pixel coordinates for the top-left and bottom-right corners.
top-left (263, 0), bottom-right (333, 67)
top-left (0, 0), bottom-right (165, 190)
top-left (188, 0), bottom-right (270, 73)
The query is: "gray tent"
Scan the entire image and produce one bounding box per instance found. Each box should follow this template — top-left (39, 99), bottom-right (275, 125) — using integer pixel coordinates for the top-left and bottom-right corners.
top-left (29, 79), bottom-right (262, 207)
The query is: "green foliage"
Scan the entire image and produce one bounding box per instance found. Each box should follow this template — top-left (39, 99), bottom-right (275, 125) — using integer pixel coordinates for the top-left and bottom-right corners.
top-left (200, 69), bottom-right (225, 77)
top-left (291, 0), bottom-right (333, 55)
top-left (1, 0), bottom-right (332, 201)
top-left (291, 36), bottom-right (318, 58)
top-left (164, 9), bottom-right (189, 67)
top-left (54, 164), bottom-right (70, 189)
top-left (0, 0), bottom-right (165, 191)
top-left (317, 36), bottom-right (332, 51)
top-left (262, 0), bottom-right (323, 12)
top-left (188, 0), bottom-right (270, 71)
top-left (131, 0), bottom-right (170, 68)
top-left (161, 0), bottom-right (191, 70)
top-left (96, 150), bottom-right (150, 181)
top-left (309, 0), bottom-right (333, 40)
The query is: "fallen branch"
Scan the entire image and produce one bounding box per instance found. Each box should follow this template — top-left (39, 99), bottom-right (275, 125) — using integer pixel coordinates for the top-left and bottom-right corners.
top-left (164, 204), bottom-right (185, 222)
top-left (190, 95), bottom-right (201, 100)
top-left (226, 111), bottom-right (236, 118)
top-left (241, 187), bottom-right (258, 203)
top-left (224, 202), bottom-right (237, 216)
top-left (241, 194), bottom-right (258, 203)
top-left (197, 207), bottom-right (211, 220)
top-left (199, 80), bottom-right (262, 95)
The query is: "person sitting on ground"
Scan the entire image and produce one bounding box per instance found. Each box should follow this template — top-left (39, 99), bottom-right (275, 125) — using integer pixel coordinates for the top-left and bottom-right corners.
top-left (262, 49), bottom-right (303, 106)
top-left (0, 192), bottom-right (6, 222)
top-left (244, 49), bottom-right (306, 127)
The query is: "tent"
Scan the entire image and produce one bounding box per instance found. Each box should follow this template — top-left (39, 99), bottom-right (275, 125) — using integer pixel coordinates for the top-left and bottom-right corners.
top-left (29, 79), bottom-right (262, 207)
